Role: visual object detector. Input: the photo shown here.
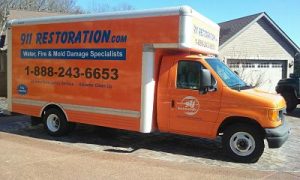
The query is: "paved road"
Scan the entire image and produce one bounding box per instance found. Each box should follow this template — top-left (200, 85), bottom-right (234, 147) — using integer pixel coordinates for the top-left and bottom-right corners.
top-left (0, 103), bottom-right (300, 179)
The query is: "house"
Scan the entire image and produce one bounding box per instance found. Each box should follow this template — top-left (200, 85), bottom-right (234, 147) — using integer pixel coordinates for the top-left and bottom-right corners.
top-left (219, 12), bottom-right (300, 92)
top-left (0, 10), bottom-right (66, 97)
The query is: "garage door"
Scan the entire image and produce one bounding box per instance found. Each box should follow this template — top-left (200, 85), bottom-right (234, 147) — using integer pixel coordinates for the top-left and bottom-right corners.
top-left (227, 60), bottom-right (287, 93)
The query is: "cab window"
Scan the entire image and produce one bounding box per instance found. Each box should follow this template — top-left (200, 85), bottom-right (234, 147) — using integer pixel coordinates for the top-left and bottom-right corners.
top-left (176, 61), bottom-right (202, 89)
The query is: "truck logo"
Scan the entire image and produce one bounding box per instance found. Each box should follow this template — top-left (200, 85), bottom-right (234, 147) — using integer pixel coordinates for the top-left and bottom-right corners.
top-left (177, 96), bottom-right (199, 116)
top-left (17, 84), bottom-right (28, 95)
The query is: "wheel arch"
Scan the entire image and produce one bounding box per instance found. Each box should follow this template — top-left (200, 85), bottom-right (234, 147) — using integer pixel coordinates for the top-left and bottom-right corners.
top-left (217, 116), bottom-right (265, 137)
top-left (40, 103), bottom-right (68, 121)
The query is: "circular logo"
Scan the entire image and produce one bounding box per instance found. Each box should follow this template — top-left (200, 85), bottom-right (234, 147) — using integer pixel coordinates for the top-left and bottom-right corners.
top-left (177, 96), bottom-right (200, 116)
top-left (17, 84), bottom-right (28, 95)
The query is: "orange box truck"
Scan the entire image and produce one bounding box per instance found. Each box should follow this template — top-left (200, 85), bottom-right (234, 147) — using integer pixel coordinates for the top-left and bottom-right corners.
top-left (6, 6), bottom-right (289, 163)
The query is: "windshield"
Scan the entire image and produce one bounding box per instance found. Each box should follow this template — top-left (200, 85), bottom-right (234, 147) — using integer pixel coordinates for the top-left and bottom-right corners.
top-left (205, 58), bottom-right (250, 90)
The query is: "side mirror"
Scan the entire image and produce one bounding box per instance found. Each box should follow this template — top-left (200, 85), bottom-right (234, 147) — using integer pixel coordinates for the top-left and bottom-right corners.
top-left (199, 69), bottom-right (213, 94)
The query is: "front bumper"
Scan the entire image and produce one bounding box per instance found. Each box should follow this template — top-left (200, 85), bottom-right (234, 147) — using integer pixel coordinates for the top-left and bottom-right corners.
top-left (265, 119), bottom-right (290, 148)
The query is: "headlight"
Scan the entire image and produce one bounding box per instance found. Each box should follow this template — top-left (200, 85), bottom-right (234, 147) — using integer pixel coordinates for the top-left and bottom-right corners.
top-left (268, 110), bottom-right (281, 122)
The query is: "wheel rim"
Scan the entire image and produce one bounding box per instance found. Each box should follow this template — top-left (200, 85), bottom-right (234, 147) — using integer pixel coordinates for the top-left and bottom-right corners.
top-left (47, 114), bottom-right (60, 132)
top-left (229, 132), bottom-right (255, 156)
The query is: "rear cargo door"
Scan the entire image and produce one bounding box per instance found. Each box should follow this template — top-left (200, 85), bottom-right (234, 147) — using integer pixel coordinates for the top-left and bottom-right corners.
top-left (168, 59), bottom-right (222, 137)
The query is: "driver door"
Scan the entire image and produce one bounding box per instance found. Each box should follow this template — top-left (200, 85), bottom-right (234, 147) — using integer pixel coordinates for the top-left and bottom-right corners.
top-left (168, 59), bottom-right (222, 137)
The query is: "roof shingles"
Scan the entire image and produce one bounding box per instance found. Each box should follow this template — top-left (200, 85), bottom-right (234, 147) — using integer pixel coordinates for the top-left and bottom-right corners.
top-left (218, 13), bottom-right (263, 46)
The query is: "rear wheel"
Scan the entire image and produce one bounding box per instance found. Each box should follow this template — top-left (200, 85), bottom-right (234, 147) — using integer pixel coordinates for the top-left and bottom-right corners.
top-left (43, 108), bottom-right (72, 136)
top-left (222, 124), bottom-right (264, 163)
top-left (281, 92), bottom-right (298, 112)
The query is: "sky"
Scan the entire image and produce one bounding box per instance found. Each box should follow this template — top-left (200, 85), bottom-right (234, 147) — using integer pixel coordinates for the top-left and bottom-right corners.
top-left (76, 0), bottom-right (300, 47)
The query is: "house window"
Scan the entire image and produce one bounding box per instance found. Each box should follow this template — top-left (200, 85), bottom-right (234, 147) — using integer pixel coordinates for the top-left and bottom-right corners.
top-left (271, 63), bottom-right (282, 68)
top-left (258, 63), bottom-right (270, 68)
top-left (242, 63), bottom-right (255, 68)
top-left (228, 63), bottom-right (240, 68)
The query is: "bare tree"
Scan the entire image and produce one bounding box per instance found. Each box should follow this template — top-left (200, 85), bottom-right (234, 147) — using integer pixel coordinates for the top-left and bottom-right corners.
top-left (112, 3), bottom-right (135, 12)
top-left (228, 60), bottom-right (267, 88)
top-left (240, 66), bottom-right (266, 87)
top-left (18, 0), bottom-right (82, 13)
top-left (45, 0), bottom-right (83, 13)
top-left (88, 1), bottom-right (135, 13)
top-left (0, 0), bottom-right (84, 27)
top-left (0, 0), bottom-right (11, 32)
top-left (1, 0), bottom-right (135, 28)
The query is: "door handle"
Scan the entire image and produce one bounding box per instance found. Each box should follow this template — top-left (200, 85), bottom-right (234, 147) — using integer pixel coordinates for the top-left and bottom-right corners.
top-left (171, 100), bottom-right (175, 108)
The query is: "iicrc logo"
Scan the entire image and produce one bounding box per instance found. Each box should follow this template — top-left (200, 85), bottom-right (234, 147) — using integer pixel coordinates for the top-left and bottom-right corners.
top-left (177, 96), bottom-right (200, 116)
top-left (17, 84), bottom-right (28, 95)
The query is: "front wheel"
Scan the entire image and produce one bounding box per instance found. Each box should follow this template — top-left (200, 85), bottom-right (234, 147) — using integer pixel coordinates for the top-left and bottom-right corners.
top-left (222, 124), bottom-right (264, 163)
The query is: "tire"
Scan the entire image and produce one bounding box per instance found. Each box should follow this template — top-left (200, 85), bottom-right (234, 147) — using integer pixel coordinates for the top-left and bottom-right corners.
top-left (281, 92), bottom-right (298, 112)
top-left (222, 124), bottom-right (264, 163)
top-left (43, 108), bottom-right (72, 136)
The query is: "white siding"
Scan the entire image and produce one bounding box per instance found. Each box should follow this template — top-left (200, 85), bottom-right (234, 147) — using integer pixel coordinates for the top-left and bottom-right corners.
top-left (219, 18), bottom-right (295, 76)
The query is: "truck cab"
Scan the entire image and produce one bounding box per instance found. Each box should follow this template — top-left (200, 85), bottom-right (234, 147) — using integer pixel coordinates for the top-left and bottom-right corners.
top-left (157, 54), bottom-right (290, 163)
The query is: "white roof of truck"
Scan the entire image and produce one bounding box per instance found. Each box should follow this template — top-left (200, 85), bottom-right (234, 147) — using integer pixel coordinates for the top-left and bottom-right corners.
top-left (8, 6), bottom-right (218, 29)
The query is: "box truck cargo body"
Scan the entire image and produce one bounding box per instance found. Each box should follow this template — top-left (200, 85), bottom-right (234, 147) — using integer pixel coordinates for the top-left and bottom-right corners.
top-left (7, 6), bottom-right (289, 163)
